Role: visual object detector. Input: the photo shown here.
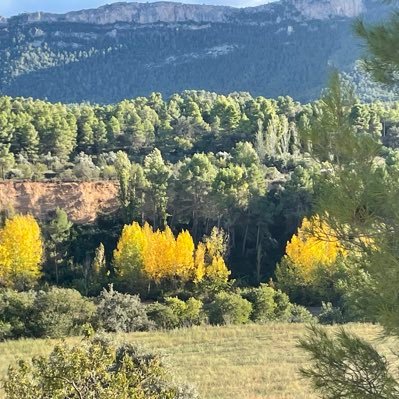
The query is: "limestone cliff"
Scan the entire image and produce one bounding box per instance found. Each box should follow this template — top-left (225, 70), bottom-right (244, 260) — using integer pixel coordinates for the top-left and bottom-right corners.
top-left (0, 181), bottom-right (119, 224)
top-left (289, 0), bottom-right (364, 19)
top-left (10, 2), bottom-right (233, 25)
top-left (6, 0), bottom-right (366, 26)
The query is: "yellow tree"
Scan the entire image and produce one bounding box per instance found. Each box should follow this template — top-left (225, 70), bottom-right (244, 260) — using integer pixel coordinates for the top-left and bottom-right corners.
top-left (0, 214), bottom-right (43, 288)
top-left (143, 226), bottom-right (176, 282)
top-left (205, 255), bottom-right (230, 283)
top-left (113, 222), bottom-right (146, 280)
top-left (193, 242), bottom-right (206, 283)
top-left (113, 222), bottom-right (231, 287)
top-left (204, 227), bottom-right (227, 261)
top-left (203, 227), bottom-right (230, 285)
top-left (175, 230), bottom-right (195, 281)
top-left (284, 216), bottom-right (345, 282)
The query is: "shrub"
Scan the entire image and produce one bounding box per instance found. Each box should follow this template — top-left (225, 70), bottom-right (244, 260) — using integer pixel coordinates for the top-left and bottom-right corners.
top-left (147, 297), bottom-right (204, 329)
top-left (0, 321), bottom-right (12, 340)
top-left (273, 289), bottom-right (293, 321)
top-left (146, 302), bottom-right (180, 329)
top-left (207, 291), bottom-right (252, 325)
top-left (288, 304), bottom-right (314, 323)
top-left (164, 297), bottom-right (205, 328)
top-left (242, 284), bottom-right (277, 323)
top-left (95, 285), bottom-right (153, 332)
top-left (31, 287), bottom-right (96, 338)
top-left (4, 336), bottom-right (199, 399)
top-left (0, 289), bottom-right (36, 340)
top-left (243, 285), bottom-right (313, 324)
top-left (318, 302), bottom-right (344, 325)
top-left (276, 257), bottom-right (344, 306)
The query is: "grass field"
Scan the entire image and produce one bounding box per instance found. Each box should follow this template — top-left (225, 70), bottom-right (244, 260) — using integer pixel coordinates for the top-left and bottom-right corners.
top-left (0, 323), bottom-right (384, 399)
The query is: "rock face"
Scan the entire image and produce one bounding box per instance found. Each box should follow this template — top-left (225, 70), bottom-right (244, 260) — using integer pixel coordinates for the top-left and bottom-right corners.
top-left (289, 0), bottom-right (364, 19)
top-left (6, 0), bottom-right (366, 26)
top-left (10, 2), bottom-right (234, 25)
top-left (0, 181), bottom-right (119, 224)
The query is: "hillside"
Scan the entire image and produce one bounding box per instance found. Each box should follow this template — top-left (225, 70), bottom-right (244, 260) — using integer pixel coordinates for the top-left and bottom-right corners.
top-left (0, 181), bottom-right (118, 223)
top-left (0, 0), bottom-right (393, 103)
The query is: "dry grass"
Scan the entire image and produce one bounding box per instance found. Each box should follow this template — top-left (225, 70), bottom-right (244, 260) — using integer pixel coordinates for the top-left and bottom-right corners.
top-left (0, 323), bottom-right (384, 399)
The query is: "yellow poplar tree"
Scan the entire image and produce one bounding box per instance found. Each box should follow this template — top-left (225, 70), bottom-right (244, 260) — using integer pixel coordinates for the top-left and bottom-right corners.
top-left (205, 255), bottom-right (230, 283)
top-left (175, 230), bottom-right (195, 281)
top-left (284, 216), bottom-right (345, 282)
top-left (113, 222), bottom-right (231, 286)
top-left (113, 222), bottom-right (146, 279)
top-left (202, 227), bottom-right (230, 285)
top-left (194, 242), bottom-right (206, 283)
top-left (0, 214), bottom-right (43, 287)
top-left (144, 226), bottom-right (176, 282)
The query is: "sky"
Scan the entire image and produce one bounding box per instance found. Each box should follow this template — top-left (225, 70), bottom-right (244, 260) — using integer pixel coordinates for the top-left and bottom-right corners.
top-left (0, 0), bottom-right (275, 17)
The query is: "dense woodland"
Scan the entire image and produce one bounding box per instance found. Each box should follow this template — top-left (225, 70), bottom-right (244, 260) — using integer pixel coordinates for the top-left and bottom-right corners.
top-left (0, 0), bottom-right (394, 103)
top-left (2, 89), bottom-right (399, 288)
top-left (3, 0), bottom-right (399, 397)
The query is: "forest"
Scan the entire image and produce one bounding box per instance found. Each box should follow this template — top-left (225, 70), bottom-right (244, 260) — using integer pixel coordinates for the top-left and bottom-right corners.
top-left (0, 0), bottom-right (394, 103)
top-left (1, 89), bottom-right (399, 290)
top-left (3, 0), bottom-right (399, 396)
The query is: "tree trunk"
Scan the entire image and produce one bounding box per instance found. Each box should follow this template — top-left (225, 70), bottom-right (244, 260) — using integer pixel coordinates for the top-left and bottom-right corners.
top-left (242, 222), bottom-right (249, 255)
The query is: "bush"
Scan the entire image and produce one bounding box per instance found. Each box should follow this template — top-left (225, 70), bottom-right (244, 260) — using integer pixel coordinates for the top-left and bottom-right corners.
top-left (318, 302), bottom-right (344, 325)
top-left (4, 335), bottom-right (199, 399)
top-left (276, 257), bottom-right (345, 306)
top-left (288, 304), bottom-right (314, 323)
top-left (31, 287), bottom-right (96, 338)
top-left (0, 289), bottom-right (36, 340)
top-left (165, 297), bottom-right (205, 328)
top-left (243, 285), bottom-right (312, 323)
top-left (147, 297), bottom-right (204, 329)
top-left (95, 285), bottom-right (153, 332)
top-left (242, 284), bottom-right (277, 323)
top-left (146, 302), bottom-right (180, 329)
top-left (207, 291), bottom-right (252, 325)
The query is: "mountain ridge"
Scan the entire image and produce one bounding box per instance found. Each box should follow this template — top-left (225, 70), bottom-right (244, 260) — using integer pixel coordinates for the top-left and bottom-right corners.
top-left (0, 0), bottom-right (392, 103)
top-left (3, 0), bottom-right (366, 26)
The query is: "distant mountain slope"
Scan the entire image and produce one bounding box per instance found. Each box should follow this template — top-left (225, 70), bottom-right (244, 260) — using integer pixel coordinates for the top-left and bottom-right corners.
top-left (0, 0), bottom-right (392, 103)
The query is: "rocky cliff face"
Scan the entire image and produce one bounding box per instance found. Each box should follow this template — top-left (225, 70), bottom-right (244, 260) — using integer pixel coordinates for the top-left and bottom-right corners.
top-left (289, 0), bottom-right (364, 19)
top-left (0, 181), bottom-right (119, 224)
top-left (6, 0), bottom-right (366, 26)
top-left (10, 2), bottom-right (234, 25)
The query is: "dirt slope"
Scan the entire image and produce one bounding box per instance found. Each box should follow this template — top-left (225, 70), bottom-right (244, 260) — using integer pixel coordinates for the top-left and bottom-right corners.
top-left (0, 181), bottom-right (119, 223)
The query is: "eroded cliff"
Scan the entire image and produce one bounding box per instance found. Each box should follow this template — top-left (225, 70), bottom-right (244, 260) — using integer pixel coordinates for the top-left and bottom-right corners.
top-left (0, 181), bottom-right (119, 224)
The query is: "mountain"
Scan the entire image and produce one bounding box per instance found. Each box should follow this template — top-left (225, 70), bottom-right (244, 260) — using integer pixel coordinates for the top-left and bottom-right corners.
top-left (0, 0), bottom-right (391, 103)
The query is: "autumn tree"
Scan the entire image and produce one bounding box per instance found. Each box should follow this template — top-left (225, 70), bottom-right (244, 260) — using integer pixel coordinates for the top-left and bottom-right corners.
top-left (276, 216), bottom-right (346, 304)
top-left (113, 222), bottom-right (230, 292)
top-left (198, 227), bottom-right (231, 289)
top-left (0, 215), bottom-right (43, 289)
top-left (300, 58), bottom-right (399, 396)
top-left (113, 222), bottom-right (147, 288)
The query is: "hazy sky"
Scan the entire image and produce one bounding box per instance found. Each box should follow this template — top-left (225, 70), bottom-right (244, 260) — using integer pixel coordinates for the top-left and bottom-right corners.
top-left (0, 0), bottom-right (276, 16)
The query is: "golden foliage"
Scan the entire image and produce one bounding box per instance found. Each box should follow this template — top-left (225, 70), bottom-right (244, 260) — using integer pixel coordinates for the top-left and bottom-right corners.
top-left (284, 216), bottom-right (345, 282)
top-left (0, 214), bottom-right (43, 287)
top-left (194, 242), bottom-right (206, 283)
top-left (113, 222), bottom-right (146, 278)
top-left (206, 255), bottom-right (230, 283)
top-left (175, 230), bottom-right (195, 280)
top-left (114, 223), bottom-right (230, 284)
